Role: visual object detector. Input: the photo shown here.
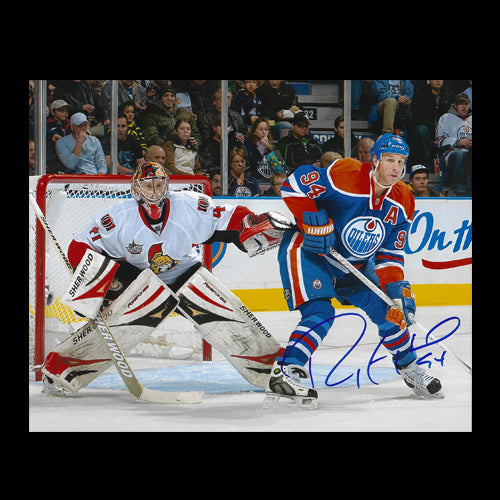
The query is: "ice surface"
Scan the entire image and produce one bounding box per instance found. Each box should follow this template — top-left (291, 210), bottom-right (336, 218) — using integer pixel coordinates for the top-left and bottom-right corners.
top-left (29, 305), bottom-right (472, 432)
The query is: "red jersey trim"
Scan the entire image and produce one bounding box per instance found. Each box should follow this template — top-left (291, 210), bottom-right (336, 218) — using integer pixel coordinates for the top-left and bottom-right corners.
top-left (225, 205), bottom-right (252, 231)
top-left (138, 199), bottom-right (171, 233)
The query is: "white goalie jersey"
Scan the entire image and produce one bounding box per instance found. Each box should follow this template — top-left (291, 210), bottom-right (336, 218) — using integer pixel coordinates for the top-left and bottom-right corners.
top-left (69, 190), bottom-right (250, 285)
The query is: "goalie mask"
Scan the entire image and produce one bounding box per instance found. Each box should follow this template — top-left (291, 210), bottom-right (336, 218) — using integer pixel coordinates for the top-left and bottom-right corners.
top-left (131, 162), bottom-right (169, 219)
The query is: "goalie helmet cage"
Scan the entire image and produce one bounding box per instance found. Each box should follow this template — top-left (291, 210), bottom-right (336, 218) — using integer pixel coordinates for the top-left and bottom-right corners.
top-left (29, 174), bottom-right (213, 381)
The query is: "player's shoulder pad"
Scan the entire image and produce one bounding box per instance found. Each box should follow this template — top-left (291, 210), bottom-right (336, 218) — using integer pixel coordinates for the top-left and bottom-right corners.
top-left (327, 158), bottom-right (371, 195)
top-left (284, 163), bottom-right (321, 191)
top-left (169, 189), bottom-right (213, 212)
top-left (168, 189), bottom-right (197, 201)
top-left (169, 189), bottom-right (209, 203)
top-left (290, 163), bottom-right (322, 178)
top-left (388, 181), bottom-right (415, 221)
top-left (97, 198), bottom-right (135, 231)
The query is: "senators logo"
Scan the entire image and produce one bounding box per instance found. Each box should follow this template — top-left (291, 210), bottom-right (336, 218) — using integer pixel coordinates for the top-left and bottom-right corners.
top-left (148, 243), bottom-right (179, 274)
top-left (197, 196), bottom-right (209, 212)
top-left (100, 214), bottom-right (115, 232)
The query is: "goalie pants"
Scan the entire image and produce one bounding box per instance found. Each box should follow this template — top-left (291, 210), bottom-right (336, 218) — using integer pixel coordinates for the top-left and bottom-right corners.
top-left (278, 231), bottom-right (416, 369)
top-left (105, 259), bottom-right (203, 303)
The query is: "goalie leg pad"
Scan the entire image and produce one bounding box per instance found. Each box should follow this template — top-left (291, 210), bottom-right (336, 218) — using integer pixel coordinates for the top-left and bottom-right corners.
top-left (42, 352), bottom-right (84, 394)
top-left (43, 269), bottom-right (179, 392)
top-left (175, 266), bottom-right (284, 388)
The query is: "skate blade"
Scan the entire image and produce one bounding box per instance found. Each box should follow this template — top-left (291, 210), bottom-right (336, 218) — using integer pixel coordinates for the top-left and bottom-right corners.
top-left (261, 393), bottom-right (280, 409)
top-left (411, 389), bottom-right (445, 400)
top-left (261, 392), bottom-right (318, 410)
top-left (41, 383), bottom-right (70, 398)
top-left (293, 396), bottom-right (318, 410)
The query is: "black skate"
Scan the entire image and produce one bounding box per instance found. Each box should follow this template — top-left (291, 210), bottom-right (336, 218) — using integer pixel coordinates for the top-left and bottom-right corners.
top-left (399, 360), bottom-right (443, 397)
top-left (262, 360), bottom-right (318, 409)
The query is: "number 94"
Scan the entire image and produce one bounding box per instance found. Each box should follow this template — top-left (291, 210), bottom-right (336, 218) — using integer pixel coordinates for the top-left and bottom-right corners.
top-left (300, 171), bottom-right (326, 199)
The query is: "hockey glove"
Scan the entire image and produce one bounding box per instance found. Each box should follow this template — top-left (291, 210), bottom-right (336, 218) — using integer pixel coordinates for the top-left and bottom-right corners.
top-left (239, 211), bottom-right (294, 256)
top-left (302, 210), bottom-right (335, 255)
top-left (385, 280), bottom-right (416, 329)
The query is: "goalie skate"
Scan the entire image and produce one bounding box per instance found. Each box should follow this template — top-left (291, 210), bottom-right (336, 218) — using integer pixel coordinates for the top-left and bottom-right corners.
top-left (262, 360), bottom-right (318, 409)
top-left (41, 352), bottom-right (87, 396)
top-left (399, 360), bottom-right (443, 397)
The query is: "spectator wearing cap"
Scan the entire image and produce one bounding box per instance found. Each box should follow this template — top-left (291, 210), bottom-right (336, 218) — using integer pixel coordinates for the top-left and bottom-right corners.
top-left (56, 112), bottom-right (108, 175)
top-left (142, 85), bottom-right (201, 147)
top-left (46, 99), bottom-right (71, 173)
top-left (435, 93), bottom-right (472, 196)
top-left (276, 112), bottom-right (323, 174)
top-left (407, 164), bottom-right (443, 197)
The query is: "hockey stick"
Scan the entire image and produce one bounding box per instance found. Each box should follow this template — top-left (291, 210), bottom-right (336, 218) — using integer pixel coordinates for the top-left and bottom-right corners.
top-left (328, 247), bottom-right (472, 375)
top-left (29, 191), bottom-right (203, 404)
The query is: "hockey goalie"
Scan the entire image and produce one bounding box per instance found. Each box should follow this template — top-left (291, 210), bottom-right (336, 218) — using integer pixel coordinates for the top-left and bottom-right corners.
top-left (41, 162), bottom-right (291, 396)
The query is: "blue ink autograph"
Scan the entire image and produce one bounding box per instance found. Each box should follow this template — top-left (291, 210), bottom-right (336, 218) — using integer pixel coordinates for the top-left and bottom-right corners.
top-left (282, 313), bottom-right (461, 389)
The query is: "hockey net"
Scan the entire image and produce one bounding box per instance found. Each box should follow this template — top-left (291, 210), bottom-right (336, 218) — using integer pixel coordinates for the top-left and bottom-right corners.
top-left (29, 174), bottom-right (213, 380)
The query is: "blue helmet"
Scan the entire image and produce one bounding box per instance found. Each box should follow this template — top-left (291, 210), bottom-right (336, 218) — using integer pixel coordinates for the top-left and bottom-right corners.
top-left (370, 134), bottom-right (409, 161)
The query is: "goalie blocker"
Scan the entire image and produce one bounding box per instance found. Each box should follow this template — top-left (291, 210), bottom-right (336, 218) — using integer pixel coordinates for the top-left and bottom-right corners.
top-left (42, 250), bottom-right (284, 395)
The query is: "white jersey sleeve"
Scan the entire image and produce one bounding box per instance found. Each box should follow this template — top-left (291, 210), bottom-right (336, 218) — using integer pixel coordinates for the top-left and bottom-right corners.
top-left (173, 190), bottom-right (249, 238)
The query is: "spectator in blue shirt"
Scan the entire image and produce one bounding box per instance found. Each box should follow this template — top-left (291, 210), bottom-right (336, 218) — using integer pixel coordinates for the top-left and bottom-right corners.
top-left (56, 112), bottom-right (108, 174)
top-left (373, 80), bottom-right (414, 134)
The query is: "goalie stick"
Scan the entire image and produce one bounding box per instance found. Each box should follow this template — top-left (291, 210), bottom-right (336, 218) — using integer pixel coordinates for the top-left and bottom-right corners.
top-left (29, 191), bottom-right (203, 404)
top-left (328, 247), bottom-right (472, 376)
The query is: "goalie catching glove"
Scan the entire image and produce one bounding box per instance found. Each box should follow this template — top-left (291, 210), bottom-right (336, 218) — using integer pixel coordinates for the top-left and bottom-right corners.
top-left (239, 211), bottom-right (294, 257)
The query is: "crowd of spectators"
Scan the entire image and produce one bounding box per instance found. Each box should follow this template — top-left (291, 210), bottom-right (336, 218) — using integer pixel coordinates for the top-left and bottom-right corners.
top-left (29, 80), bottom-right (472, 198)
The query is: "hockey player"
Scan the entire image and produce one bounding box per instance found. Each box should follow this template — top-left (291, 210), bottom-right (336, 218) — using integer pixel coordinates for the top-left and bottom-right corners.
top-left (265, 134), bottom-right (442, 409)
top-left (42, 161), bottom-right (290, 396)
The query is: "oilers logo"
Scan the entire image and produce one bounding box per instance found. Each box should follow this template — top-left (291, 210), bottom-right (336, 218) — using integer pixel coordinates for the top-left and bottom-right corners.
top-left (341, 216), bottom-right (385, 258)
top-left (457, 125), bottom-right (472, 140)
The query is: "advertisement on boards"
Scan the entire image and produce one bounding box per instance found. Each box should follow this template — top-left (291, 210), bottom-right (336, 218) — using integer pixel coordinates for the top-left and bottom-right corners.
top-left (210, 197), bottom-right (472, 309)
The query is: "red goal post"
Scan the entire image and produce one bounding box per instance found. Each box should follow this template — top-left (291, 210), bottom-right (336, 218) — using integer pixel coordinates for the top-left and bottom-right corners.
top-left (29, 174), bottom-right (213, 380)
